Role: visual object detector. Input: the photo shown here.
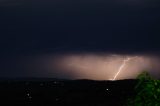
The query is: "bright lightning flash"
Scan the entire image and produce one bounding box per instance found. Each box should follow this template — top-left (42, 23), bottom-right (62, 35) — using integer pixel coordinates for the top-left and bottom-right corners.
top-left (112, 56), bottom-right (138, 80)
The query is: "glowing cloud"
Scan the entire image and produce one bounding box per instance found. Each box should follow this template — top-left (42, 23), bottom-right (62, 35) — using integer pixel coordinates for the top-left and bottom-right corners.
top-left (49, 54), bottom-right (159, 80)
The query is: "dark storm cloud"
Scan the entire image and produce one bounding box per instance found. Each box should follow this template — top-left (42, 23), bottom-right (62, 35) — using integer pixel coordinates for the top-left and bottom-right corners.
top-left (0, 0), bottom-right (26, 6)
top-left (0, 0), bottom-right (160, 54)
top-left (0, 0), bottom-right (160, 78)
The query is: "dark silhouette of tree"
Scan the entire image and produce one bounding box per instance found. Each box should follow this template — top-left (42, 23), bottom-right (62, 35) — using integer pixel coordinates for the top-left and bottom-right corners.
top-left (126, 71), bottom-right (160, 106)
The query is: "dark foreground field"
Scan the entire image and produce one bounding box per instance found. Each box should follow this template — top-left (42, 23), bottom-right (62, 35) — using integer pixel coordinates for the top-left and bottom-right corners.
top-left (0, 79), bottom-right (137, 106)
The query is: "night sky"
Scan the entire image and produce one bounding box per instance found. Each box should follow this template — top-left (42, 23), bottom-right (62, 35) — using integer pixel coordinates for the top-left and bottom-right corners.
top-left (0, 0), bottom-right (160, 79)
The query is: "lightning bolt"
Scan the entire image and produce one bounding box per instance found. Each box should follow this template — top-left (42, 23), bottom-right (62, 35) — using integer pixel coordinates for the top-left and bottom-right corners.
top-left (112, 56), bottom-right (138, 80)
